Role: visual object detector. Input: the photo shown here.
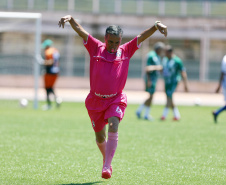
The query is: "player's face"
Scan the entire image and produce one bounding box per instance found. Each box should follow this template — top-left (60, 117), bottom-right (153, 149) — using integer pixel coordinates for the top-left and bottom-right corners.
top-left (157, 48), bottom-right (165, 57)
top-left (165, 50), bottom-right (173, 59)
top-left (105, 34), bottom-right (121, 53)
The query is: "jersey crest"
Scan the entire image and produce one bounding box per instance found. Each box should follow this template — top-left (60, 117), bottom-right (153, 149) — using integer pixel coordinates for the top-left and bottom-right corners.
top-left (116, 49), bottom-right (122, 57)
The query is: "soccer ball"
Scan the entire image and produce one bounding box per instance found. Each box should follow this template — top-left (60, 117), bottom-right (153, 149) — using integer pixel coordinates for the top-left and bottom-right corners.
top-left (19, 98), bottom-right (28, 108)
top-left (194, 97), bottom-right (201, 106)
top-left (56, 97), bottom-right (62, 104)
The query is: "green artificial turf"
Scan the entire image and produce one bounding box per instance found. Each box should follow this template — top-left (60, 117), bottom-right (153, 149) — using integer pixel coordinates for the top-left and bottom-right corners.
top-left (0, 100), bottom-right (225, 185)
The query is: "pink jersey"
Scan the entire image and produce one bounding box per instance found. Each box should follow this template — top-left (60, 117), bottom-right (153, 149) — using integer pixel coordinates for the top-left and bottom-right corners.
top-left (84, 35), bottom-right (140, 96)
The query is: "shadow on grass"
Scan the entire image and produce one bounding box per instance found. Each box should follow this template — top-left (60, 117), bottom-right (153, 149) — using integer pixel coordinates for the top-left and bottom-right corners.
top-left (60, 181), bottom-right (102, 185)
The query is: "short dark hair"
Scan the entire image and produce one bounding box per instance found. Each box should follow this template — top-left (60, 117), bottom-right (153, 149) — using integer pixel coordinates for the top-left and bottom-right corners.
top-left (165, 45), bottom-right (173, 52)
top-left (105, 25), bottom-right (123, 37)
top-left (154, 42), bottom-right (165, 51)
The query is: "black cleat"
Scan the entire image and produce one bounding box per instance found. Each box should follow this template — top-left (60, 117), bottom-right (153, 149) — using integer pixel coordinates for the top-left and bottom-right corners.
top-left (136, 111), bottom-right (141, 119)
top-left (212, 112), bottom-right (217, 123)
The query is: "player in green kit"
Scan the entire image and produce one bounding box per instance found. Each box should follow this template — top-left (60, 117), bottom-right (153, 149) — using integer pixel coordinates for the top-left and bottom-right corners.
top-left (136, 42), bottom-right (165, 120)
top-left (161, 45), bottom-right (188, 121)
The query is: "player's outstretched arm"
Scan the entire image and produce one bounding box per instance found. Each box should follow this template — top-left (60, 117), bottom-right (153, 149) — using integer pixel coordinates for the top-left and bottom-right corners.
top-left (137, 21), bottom-right (167, 45)
top-left (146, 65), bottom-right (163, 72)
top-left (58, 15), bottom-right (89, 42)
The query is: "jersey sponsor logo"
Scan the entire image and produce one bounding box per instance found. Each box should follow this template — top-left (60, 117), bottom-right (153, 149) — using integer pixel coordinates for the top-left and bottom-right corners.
top-left (95, 92), bottom-right (117, 98)
top-left (93, 55), bottom-right (128, 62)
top-left (116, 106), bottom-right (123, 115)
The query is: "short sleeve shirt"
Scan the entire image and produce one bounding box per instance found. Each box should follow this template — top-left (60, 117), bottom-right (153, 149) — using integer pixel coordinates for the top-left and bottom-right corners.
top-left (221, 55), bottom-right (226, 88)
top-left (45, 47), bottom-right (60, 74)
top-left (84, 34), bottom-right (140, 95)
top-left (146, 51), bottom-right (161, 83)
top-left (162, 55), bottom-right (185, 84)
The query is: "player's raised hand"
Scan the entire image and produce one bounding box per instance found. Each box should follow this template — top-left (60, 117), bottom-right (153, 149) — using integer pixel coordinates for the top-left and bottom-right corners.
top-left (58, 15), bottom-right (72, 28)
top-left (155, 21), bottom-right (167, 37)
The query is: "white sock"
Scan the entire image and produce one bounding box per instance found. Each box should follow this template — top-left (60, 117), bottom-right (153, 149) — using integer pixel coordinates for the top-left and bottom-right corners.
top-left (136, 104), bottom-right (145, 113)
top-left (173, 107), bottom-right (180, 118)
top-left (162, 107), bottom-right (169, 118)
top-left (144, 106), bottom-right (151, 117)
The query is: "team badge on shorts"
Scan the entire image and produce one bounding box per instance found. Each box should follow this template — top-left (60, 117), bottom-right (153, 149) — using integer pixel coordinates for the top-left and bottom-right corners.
top-left (116, 106), bottom-right (123, 115)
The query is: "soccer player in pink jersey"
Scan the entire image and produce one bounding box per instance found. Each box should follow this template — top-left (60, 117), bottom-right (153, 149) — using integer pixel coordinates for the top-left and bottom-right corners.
top-left (58, 15), bottom-right (167, 179)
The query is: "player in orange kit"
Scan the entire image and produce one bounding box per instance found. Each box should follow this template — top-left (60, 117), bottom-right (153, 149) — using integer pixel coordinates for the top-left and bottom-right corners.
top-left (42, 39), bottom-right (61, 110)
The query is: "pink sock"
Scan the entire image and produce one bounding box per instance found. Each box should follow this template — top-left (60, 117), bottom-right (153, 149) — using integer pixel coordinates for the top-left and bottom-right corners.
top-left (104, 132), bottom-right (118, 168)
top-left (96, 140), bottom-right (106, 162)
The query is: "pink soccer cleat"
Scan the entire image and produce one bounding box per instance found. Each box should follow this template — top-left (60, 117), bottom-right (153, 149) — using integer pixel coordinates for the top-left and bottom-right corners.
top-left (102, 166), bottom-right (112, 179)
top-left (173, 117), bottom-right (180, 121)
top-left (160, 116), bottom-right (165, 120)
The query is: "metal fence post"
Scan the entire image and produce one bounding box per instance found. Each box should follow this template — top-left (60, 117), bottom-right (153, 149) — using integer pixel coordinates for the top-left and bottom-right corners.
top-left (48, 0), bottom-right (54, 11)
top-left (68, 0), bottom-right (74, 11)
top-left (93, 0), bottom-right (99, 14)
top-left (28, 0), bottom-right (34, 10)
top-left (159, 0), bottom-right (165, 16)
top-left (137, 0), bottom-right (143, 15)
top-left (200, 25), bottom-right (210, 82)
top-left (181, 0), bottom-right (187, 17)
top-left (115, 0), bottom-right (121, 14)
top-left (203, 0), bottom-right (210, 16)
top-left (7, 0), bottom-right (13, 10)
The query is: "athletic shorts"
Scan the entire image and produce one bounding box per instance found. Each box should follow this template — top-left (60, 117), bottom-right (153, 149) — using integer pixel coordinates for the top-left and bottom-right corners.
top-left (85, 91), bottom-right (127, 132)
top-left (145, 82), bottom-right (156, 95)
top-left (165, 82), bottom-right (178, 98)
top-left (44, 73), bottom-right (58, 88)
top-left (145, 75), bottom-right (157, 95)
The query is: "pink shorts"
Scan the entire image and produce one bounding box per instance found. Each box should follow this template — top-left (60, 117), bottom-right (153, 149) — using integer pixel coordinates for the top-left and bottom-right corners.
top-left (85, 92), bottom-right (127, 132)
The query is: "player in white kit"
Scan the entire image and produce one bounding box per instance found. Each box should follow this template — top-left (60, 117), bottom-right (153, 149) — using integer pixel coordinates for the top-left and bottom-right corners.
top-left (212, 55), bottom-right (226, 123)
